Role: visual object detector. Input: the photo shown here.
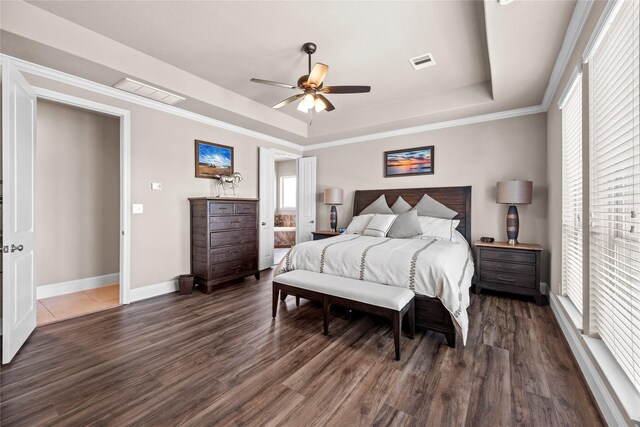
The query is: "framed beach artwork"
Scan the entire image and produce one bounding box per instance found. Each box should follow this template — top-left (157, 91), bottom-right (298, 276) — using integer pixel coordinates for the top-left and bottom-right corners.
top-left (384, 145), bottom-right (434, 177)
top-left (195, 140), bottom-right (234, 178)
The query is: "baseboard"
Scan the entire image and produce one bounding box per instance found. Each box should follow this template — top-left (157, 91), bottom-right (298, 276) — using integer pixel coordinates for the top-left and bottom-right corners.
top-left (130, 279), bottom-right (178, 302)
top-left (549, 293), bottom-right (633, 426)
top-left (37, 273), bottom-right (120, 300)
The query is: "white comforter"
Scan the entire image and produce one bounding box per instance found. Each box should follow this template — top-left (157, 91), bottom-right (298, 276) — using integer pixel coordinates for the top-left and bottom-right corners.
top-left (276, 231), bottom-right (474, 344)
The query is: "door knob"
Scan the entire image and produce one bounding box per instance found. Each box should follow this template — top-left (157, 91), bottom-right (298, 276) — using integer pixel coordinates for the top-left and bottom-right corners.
top-left (310, 220), bottom-right (315, 224)
top-left (262, 222), bottom-right (267, 226)
top-left (11, 244), bottom-right (24, 253)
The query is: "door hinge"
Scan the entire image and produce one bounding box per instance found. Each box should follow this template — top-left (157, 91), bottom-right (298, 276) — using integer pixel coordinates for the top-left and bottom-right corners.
top-left (3, 246), bottom-right (8, 253)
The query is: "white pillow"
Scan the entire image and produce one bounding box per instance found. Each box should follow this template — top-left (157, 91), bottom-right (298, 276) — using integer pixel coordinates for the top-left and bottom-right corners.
top-left (345, 214), bottom-right (374, 235)
top-left (411, 194), bottom-right (458, 219)
top-left (360, 195), bottom-right (394, 215)
top-left (363, 214), bottom-right (398, 237)
top-left (415, 216), bottom-right (460, 241)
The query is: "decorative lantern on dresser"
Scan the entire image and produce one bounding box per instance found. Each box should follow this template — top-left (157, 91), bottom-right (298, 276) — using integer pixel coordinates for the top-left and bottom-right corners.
top-left (189, 197), bottom-right (260, 293)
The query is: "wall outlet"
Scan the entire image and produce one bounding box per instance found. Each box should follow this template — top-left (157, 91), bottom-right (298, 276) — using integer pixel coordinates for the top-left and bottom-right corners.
top-left (132, 204), bottom-right (144, 214)
top-left (151, 182), bottom-right (163, 190)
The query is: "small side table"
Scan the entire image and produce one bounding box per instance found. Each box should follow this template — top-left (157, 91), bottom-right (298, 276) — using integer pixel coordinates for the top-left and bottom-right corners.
top-left (474, 241), bottom-right (544, 305)
top-left (311, 230), bottom-right (342, 241)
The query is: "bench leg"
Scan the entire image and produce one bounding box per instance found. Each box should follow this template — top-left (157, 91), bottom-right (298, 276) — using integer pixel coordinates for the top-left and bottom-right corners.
top-left (296, 296), bottom-right (300, 307)
top-left (280, 291), bottom-right (287, 301)
top-left (272, 284), bottom-right (279, 318)
top-left (408, 299), bottom-right (415, 340)
top-left (323, 295), bottom-right (330, 336)
top-left (393, 311), bottom-right (401, 361)
top-left (445, 332), bottom-right (456, 348)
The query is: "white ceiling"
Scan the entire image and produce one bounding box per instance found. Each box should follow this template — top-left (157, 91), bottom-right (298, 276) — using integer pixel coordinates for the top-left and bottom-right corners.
top-left (3, 0), bottom-right (577, 145)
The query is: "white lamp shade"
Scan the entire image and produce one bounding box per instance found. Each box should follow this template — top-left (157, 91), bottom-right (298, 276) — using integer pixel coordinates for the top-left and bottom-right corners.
top-left (496, 180), bottom-right (533, 204)
top-left (324, 188), bottom-right (344, 205)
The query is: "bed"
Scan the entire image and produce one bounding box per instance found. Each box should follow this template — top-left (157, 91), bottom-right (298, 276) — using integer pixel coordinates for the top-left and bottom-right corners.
top-left (276, 186), bottom-right (473, 347)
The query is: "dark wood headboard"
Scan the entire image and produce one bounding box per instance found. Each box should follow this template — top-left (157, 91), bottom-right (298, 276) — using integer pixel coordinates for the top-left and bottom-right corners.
top-left (352, 186), bottom-right (472, 245)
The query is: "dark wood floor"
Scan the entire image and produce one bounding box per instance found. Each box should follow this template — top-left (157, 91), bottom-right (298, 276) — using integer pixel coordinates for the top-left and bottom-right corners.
top-left (0, 270), bottom-right (604, 426)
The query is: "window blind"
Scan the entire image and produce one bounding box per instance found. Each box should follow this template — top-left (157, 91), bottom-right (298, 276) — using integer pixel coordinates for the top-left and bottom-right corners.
top-left (561, 74), bottom-right (584, 314)
top-left (589, 0), bottom-right (640, 392)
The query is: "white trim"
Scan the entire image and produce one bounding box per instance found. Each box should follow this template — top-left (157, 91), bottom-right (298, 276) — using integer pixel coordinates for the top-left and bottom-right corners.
top-left (304, 105), bottom-right (546, 151)
top-left (540, 281), bottom-right (549, 295)
top-left (582, 0), bottom-right (624, 64)
top-left (550, 293), bottom-right (638, 426)
top-left (0, 54), bottom-right (304, 152)
top-left (130, 280), bottom-right (178, 302)
top-left (37, 273), bottom-right (119, 300)
top-left (541, 0), bottom-right (594, 109)
top-left (557, 68), bottom-right (583, 109)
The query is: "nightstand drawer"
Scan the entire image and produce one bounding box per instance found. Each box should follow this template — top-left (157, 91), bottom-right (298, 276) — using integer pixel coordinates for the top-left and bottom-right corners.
top-left (481, 249), bottom-right (536, 264)
top-left (480, 260), bottom-right (536, 277)
top-left (480, 270), bottom-right (536, 288)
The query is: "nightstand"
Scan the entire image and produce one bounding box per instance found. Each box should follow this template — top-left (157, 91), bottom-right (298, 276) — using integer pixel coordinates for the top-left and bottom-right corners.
top-left (474, 241), bottom-right (544, 305)
top-left (311, 230), bottom-right (342, 240)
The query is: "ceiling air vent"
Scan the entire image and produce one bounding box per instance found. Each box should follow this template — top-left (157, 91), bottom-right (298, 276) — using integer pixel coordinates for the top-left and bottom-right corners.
top-left (113, 78), bottom-right (185, 105)
top-left (409, 53), bottom-right (436, 71)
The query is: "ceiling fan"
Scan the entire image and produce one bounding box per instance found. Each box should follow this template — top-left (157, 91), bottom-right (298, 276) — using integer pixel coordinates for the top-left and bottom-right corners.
top-left (250, 42), bottom-right (371, 113)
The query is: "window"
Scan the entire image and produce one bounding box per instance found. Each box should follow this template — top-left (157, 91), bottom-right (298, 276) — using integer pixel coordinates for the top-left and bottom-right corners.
top-left (561, 74), bottom-right (584, 314)
top-left (279, 176), bottom-right (296, 210)
top-left (589, 0), bottom-right (640, 391)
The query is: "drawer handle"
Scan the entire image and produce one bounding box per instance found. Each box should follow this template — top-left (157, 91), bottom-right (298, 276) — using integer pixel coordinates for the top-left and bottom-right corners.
top-left (229, 265), bottom-right (242, 270)
top-left (230, 221), bottom-right (240, 224)
top-left (497, 276), bottom-right (516, 283)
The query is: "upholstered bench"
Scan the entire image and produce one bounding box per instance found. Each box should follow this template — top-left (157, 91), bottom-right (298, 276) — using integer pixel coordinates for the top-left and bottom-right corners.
top-left (272, 270), bottom-right (415, 360)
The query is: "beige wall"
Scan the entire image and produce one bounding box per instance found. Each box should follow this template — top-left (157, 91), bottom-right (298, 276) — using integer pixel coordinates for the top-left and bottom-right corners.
top-left (22, 73), bottom-right (301, 291)
top-left (35, 100), bottom-right (120, 286)
top-left (546, 1), bottom-right (607, 294)
top-left (275, 159), bottom-right (296, 215)
top-left (307, 113), bottom-right (549, 280)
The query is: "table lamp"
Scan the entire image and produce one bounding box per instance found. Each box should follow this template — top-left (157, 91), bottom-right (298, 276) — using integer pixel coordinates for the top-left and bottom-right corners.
top-left (496, 180), bottom-right (532, 245)
top-left (323, 188), bottom-right (343, 232)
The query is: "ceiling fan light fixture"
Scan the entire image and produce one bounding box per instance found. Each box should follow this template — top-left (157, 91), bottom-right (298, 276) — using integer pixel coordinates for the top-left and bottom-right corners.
top-left (297, 101), bottom-right (309, 113)
top-left (314, 96), bottom-right (326, 112)
top-left (303, 93), bottom-right (315, 109)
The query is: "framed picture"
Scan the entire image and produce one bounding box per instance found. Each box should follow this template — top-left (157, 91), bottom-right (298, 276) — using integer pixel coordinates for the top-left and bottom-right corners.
top-left (384, 145), bottom-right (434, 177)
top-left (195, 140), bottom-right (234, 178)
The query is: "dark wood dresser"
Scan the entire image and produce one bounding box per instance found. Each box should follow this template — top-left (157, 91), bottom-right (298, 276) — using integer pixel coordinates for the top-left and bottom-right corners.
top-left (189, 197), bottom-right (259, 294)
top-left (474, 241), bottom-right (544, 305)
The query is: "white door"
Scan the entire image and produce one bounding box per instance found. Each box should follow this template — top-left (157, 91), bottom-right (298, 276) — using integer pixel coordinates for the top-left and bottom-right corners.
top-left (2, 62), bottom-right (38, 363)
top-left (258, 147), bottom-right (275, 269)
top-left (296, 156), bottom-right (316, 243)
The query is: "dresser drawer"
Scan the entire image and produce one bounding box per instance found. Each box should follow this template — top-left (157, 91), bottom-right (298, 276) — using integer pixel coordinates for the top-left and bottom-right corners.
top-left (209, 215), bottom-right (256, 231)
top-left (210, 230), bottom-right (257, 246)
top-left (210, 243), bottom-right (256, 263)
top-left (480, 248), bottom-right (536, 264)
top-left (210, 258), bottom-right (257, 277)
top-left (480, 260), bottom-right (536, 277)
top-left (235, 202), bottom-right (257, 215)
top-left (480, 270), bottom-right (536, 288)
top-left (209, 202), bottom-right (235, 216)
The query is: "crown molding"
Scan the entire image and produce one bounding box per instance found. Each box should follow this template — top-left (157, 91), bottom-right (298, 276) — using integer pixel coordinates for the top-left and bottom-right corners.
top-left (0, 54), bottom-right (305, 152)
top-left (303, 104), bottom-right (546, 151)
top-left (557, 67), bottom-right (582, 110)
top-left (541, 0), bottom-right (594, 109)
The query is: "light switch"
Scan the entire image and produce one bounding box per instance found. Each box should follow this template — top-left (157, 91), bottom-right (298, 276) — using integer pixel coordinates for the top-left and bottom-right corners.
top-left (151, 182), bottom-right (163, 190)
top-left (132, 204), bottom-right (144, 214)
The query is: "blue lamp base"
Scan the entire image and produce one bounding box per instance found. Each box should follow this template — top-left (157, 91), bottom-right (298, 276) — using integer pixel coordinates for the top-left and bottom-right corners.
top-left (506, 204), bottom-right (519, 245)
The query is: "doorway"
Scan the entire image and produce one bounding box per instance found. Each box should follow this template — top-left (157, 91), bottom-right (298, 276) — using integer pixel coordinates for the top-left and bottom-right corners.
top-left (274, 156), bottom-right (297, 265)
top-left (2, 59), bottom-right (132, 363)
top-left (35, 100), bottom-right (121, 325)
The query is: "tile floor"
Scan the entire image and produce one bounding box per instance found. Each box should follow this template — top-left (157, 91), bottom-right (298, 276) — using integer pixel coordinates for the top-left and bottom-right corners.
top-left (37, 284), bottom-right (120, 326)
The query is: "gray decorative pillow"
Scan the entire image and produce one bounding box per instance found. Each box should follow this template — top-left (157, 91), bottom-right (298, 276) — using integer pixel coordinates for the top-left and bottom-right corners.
top-left (411, 194), bottom-right (457, 219)
top-left (360, 194), bottom-right (394, 215)
top-left (387, 209), bottom-right (423, 239)
top-left (390, 196), bottom-right (412, 214)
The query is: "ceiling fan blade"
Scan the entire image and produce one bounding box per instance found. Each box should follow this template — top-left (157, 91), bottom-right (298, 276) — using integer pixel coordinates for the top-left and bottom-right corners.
top-left (315, 94), bottom-right (335, 112)
top-left (272, 93), bottom-right (304, 109)
top-left (322, 85), bottom-right (371, 94)
top-left (307, 63), bottom-right (329, 87)
top-left (250, 78), bottom-right (297, 89)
